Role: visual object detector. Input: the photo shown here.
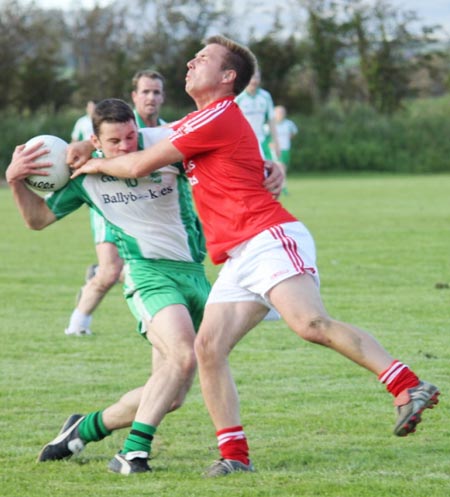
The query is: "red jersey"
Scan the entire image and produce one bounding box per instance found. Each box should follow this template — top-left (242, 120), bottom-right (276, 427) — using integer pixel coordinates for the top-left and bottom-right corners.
top-left (170, 96), bottom-right (297, 264)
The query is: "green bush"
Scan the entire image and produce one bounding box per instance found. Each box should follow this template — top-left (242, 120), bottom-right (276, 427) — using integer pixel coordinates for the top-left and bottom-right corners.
top-left (2, 97), bottom-right (450, 179)
top-left (290, 95), bottom-right (450, 174)
top-left (0, 105), bottom-right (192, 178)
top-left (0, 110), bottom-right (77, 177)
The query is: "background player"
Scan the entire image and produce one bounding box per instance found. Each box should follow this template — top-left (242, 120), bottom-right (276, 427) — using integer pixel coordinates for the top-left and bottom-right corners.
top-left (236, 68), bottom-right (280, 161)
top-left (65, 71), bottom-right (167, 336)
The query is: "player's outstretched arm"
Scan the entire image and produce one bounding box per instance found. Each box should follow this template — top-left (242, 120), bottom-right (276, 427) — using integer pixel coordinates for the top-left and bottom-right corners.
top-left (6, 144), bottom-right (57, 230)
top-left (72, 136), bottom-right (183, 179)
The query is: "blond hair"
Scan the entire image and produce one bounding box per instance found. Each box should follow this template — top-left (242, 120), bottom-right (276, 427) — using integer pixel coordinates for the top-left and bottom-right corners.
top-left (204, 35), bottom-right (257, 95)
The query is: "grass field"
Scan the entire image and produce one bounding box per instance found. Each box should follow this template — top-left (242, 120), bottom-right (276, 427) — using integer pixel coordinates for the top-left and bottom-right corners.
top-left (0, 174), bottom-right (449, 497)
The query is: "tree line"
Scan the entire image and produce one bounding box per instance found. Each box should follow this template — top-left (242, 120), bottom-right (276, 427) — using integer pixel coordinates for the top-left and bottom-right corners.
top-left (0, 0), bottom-right (448, 116)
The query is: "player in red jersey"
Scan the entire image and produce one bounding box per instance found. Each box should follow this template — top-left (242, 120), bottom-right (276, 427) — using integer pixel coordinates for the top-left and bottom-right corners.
top-left (72, 35), bottom-right (440, 478)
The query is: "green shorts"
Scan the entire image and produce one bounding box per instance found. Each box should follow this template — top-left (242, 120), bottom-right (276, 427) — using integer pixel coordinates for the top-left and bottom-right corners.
top-left (279, 149), bottom-right (291, 167)
top-left (89, 208), bottom-right (117, 245)
top-left (123, 258), bottom-right (211, 335)
top-left (261, 137), bottom-right (276, 161)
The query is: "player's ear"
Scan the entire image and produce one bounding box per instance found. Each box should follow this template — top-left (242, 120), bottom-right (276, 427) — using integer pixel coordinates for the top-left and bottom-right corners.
top-left (91, 135), bottom-right (101, 150)
top-left (223, 69), bottom-right (236, 83)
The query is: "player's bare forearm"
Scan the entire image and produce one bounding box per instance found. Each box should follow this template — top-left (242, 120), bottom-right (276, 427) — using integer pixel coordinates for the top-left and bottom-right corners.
top-left (8, 180), bottom-right (56, 230)
top-left (72, 137), bottom-right (184, 179)
top-left (5, 143), bottom-right (56, 229)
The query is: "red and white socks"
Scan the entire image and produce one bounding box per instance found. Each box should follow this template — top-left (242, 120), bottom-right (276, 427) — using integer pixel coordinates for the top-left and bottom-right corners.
top-left (216, 425), bottom-right (250, 465)
top-left (215, 362), bottom-right (420, 464)
top-left (378, 360), bottom-right (419, 398)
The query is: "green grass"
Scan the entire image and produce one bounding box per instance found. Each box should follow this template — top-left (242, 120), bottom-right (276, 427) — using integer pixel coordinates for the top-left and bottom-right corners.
top-left (0, 174), bottom-right (449, 497)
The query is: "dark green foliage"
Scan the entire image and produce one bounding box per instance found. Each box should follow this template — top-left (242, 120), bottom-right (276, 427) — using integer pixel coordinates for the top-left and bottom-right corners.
top-left (350, 4), bottom-right (411, 115)
top-left (69, 4), bottom-right (138, 104)
top-left (288, 96), bottom-right (450, 174)
top-left (249, 35), bottom-right (307, 109)
top-left (0, 1), bottom-right (73, 112)
top-left (0, 0), bottom-right (448, 115)
top-left (0, 1), bottom-right (449, 178)
top-left (0, 111), bottom-right (77, 177)
top-left (306, 6), bottom-right (343, 103)
top-left (1, 96), bottom-right (449, 178)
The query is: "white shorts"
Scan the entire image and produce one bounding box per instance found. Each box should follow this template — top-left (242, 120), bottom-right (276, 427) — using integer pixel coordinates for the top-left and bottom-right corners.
top-left (207, 221), bottom-right (319, 310)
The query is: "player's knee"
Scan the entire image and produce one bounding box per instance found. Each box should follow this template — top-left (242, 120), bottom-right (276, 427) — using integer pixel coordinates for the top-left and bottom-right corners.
top-left (295, 315), bottom-right (334, 345)
top-left (179, 348), bottom-right (197, 377)
top-left (93, 265), bottom-right (121, 289)
top-left (167, 343), bottom-right (196, 380)
top-left (194, 333), bottom-right (210, 362)
top-left (194, 332), bottom-right (224, 366)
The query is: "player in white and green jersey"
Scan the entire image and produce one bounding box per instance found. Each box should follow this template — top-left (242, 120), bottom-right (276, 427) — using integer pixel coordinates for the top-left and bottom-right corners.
top-left (235, 68), bottom-right (281, 161)
top-left (66, 71), bottom-right (171, 336)
top-left (131, 69), bottom-right (166, 128)
top-left (273, 105), bottom-right (298, 168)
top-left (71, 100), bottom-right (96, 142)
top-left (47, 129), bottom-right (207, 325)
top-left (7, 98), bottom-right (210, 474)
top-left (267, 105), bottom-right (298, 195)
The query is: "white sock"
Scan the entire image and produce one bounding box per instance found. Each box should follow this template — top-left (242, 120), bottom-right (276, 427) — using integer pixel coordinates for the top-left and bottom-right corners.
top-left (66, 308), bottom-right (92, 334)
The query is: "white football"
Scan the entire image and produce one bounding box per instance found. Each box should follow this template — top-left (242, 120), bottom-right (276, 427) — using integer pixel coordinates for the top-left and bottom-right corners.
top-left (24, 135), bottom-right (70, 192)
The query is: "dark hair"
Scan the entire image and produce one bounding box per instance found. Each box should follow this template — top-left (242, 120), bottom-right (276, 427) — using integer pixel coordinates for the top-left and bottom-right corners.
top-left (92, 98), bottom-right (136, 136)
top-left (204, 35), bottom-right (257, 95)
top-left (131, 69), bottom-right (165, 91)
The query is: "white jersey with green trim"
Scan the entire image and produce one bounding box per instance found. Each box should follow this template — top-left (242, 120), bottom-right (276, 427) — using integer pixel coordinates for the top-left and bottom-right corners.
top-left (276, 118), bottom-right (298, 151)
top-left (45, 127), bottom-right (205, 263)
top-left (235, 88), bottom-right (275, 144)
top-left (133, 110), bottom-right (166, 129)
top-left (71, 114), bottom-right (94, 141)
